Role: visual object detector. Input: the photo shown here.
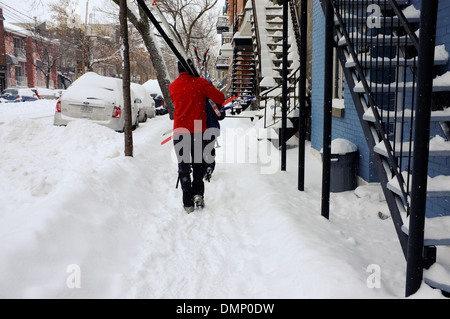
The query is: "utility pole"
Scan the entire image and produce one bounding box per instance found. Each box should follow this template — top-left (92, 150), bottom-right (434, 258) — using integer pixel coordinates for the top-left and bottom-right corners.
top-left (281, 0), bottom-right (288, 171)
top-left (81, 0), bottom-right (89, 75)
top-left (298, 0), bottom-right (308, 191)
top-left (321, 0), bottom-right (333, 220)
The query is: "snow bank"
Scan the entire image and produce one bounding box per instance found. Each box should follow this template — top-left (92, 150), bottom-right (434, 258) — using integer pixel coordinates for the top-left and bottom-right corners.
top-left (0, 101), bottom-right (445, 299)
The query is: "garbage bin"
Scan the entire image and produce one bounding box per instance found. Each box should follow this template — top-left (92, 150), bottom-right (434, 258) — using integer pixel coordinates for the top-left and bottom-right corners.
top-left (322, 139), bottom-right (358, 193)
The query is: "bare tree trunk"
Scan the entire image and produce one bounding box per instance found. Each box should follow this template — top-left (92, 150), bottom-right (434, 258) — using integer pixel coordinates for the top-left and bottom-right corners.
top-left (120, 0), bottom-right (133, 157)
top-left (134, 9), bottom-right (174, 120)
top-left (112, 0), bottom-right (175, 120)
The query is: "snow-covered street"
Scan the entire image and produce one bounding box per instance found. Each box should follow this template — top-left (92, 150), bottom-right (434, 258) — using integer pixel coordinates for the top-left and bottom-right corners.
top-left (0, 100), bottom-right (445, 298)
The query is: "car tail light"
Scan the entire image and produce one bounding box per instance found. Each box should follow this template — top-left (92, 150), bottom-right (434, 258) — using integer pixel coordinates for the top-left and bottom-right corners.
top-left (16, 95), bottom-right (20, 100)
top-left (56, 101), bottom-right (61, 112)
top-left (161, 100), bottom-right (164, 106)
top-left (112, 106), bottom-right (121, 118)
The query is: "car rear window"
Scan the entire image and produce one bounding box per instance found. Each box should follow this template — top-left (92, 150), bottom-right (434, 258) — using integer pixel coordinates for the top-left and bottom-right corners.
top-left (2, 89), bottom-right (18, 95)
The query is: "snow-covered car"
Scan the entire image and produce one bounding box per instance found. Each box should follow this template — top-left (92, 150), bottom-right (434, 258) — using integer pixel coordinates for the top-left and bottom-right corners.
top-left (31, 87), bottom-right (58, 100)
top-left (143, 79), bottom-right (166, 115)
top-left (54, 89), bottom-right (65, 99)
top-left (53, 72), bottom-right (140, 132)
top-left (155, 104), bottom-right (168, 115)
top-left (0, 88), bottom-right (38, 102)
top-left (151, 93), bottom-right (167, 115)
top-left (152, 93), bottom-right (165, 108)
top-left (131, 83), bottom-right (155, 123)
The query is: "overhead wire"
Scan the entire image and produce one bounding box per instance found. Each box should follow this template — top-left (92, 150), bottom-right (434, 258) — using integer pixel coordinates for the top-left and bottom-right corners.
top-left (0, 1), bottom-right (38, 26)
top-left (0, 1), bottom-right (35, 21)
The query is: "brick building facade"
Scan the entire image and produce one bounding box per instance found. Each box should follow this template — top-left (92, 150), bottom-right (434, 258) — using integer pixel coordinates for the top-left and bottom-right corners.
top-left (0, 8), bottom-right (58, 92)
top-left (0, 8), bottom-right (6, 91)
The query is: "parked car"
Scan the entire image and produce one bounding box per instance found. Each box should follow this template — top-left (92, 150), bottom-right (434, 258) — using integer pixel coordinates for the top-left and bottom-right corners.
top-left (54, 89), bottom-right (65, 99)
top-left (131, 83), bottom-right (156, 123)
top-left (31, 87), bottom-right (58, 100)
top-left (151, 93), bottom-right (165, 108)
top-left (151, 93), bottom-right (168, 115)
top-left (53, 72), bottom-right (140, 132)
top-left (143, 79), bottom-right (167, 115)
top-left (0, 88), bottom-right (38, 102)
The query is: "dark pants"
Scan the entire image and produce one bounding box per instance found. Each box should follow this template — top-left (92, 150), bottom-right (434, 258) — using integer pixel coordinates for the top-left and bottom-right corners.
top-left (173, 133), bottom-right (206, 207)
top-left (203, 129), bottom-right (220, 173)
top-left (204, 137), bottom-right (216, 172)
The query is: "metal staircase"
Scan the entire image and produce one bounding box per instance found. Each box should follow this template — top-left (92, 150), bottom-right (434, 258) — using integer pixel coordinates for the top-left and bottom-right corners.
top-left (226, 2), bottom-right (257, 112)
top-left (230, 36), bottom-right (256, 103)
top-left (247, 0), bottom-right (303, 146)
top-left (324, 0), bottom-right (450, 296)
top-left (288, 0), bottom-right (302, 61)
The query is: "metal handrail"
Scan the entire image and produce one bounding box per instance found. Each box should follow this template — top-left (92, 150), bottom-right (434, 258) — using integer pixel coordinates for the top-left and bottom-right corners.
top-left (262, 67), bottom-right (301, 128)
top-left (331, 0), bottom-right (415, 210)
top-left (251, 0), bottom-right (262, 78)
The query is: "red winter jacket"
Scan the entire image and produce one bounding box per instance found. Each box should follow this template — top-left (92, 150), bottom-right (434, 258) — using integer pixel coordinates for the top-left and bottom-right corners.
top-left (169, 72), bottom-right (225, 133)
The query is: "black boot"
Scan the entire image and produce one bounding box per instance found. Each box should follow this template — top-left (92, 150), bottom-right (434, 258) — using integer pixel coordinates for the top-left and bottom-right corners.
top-left (179, 173), bottom-right (194, 213)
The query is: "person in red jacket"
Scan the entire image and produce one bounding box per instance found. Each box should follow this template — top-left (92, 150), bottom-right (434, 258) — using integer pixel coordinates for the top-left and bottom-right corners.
top-left (170, 62), bottom-right (225, 213)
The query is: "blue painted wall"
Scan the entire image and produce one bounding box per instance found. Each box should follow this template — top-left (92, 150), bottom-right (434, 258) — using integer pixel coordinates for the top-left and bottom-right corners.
top-left (311, 0), bottom-right (450, 217)
top-left (410, 0), bottom-right (450, 217)
top-left (311, 0), bottom-right (378, 182)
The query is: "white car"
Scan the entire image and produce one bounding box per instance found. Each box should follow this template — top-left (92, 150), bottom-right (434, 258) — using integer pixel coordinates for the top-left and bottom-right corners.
top-left (31, 87), bottom-right (58, 100)
top-left (53, 72), bottom-right (140, 132)
top-left (54, 89), bottom-right (66, 99)
top-left (131, 83), bottom-right (156, 123)
top-left (0, 88), bottom-right (38, 102)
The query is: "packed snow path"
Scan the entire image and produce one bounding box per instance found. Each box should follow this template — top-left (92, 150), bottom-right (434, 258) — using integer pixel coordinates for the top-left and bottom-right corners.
top-left (0, 101), bottom-right (445, 298)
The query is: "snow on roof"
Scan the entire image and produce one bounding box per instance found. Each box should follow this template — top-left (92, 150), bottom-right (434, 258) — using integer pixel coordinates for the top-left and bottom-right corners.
top-left (3, 21), bottom-right (31, 37)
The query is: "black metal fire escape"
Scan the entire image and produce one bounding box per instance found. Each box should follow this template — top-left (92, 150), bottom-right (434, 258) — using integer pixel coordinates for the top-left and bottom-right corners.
top-left (322, 0), bottom-right (450, 296)
top-left (229, 2), bottom-right (256, 111)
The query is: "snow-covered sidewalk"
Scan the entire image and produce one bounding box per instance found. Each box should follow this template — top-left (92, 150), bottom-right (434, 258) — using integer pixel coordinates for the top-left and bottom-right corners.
top-left (0, 101), bottom-right (444, 298)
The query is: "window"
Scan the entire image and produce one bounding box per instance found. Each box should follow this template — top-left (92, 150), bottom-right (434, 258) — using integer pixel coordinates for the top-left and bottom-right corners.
top-left (13, 38), bottom-right (26, 59)
top-left (13, 38), bottom-right (22, 50)
top-left (332, 48), bottom-right (345, 117)
top-left (332, 47), bottom-right (344, 100)
top-left (15, 66), bottom-right (22, 77)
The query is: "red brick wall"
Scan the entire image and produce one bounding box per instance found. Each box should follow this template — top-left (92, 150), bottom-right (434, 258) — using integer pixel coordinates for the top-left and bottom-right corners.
top-left (0, 8), bottom-right (6, 67)
top-left (4, 30), bottom-right (25, 87)
top-left (4, 31), bottom-right (15, 56)
top-left (228, 0), bottom-right (247, 31)
top-left (2, 25), bottom-right (58, 89)
top-left (51, 43), bottom-right (57, 88)
top-left (25, 37), bottom-right (35, 87)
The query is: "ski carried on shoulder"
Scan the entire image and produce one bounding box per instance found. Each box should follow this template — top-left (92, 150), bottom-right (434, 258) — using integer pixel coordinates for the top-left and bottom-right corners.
top-left (161, 135), bottom-right (173, 145)
top-left (223, 95), bottom-right (238, 106)
top-left (137, 0), bottom-right (225, 122)
top-left (222, 96), bottom-right (256, 111)
top-left (207, 99), bottom-right (222, 117)
top-left (136, 0), bottom-right (198, 77)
